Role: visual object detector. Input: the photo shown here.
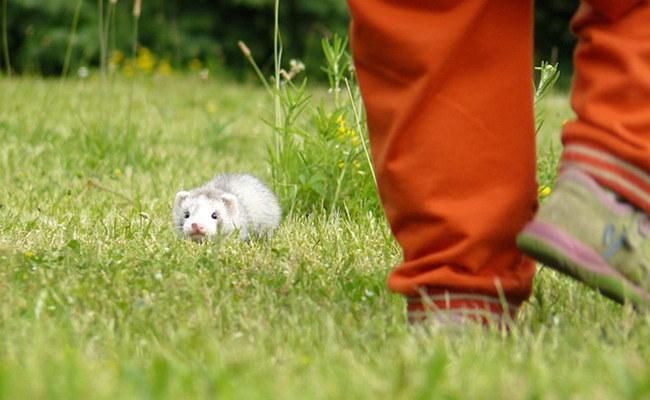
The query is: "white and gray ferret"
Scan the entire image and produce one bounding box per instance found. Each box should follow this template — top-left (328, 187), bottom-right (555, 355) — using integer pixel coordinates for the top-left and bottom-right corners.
top-left (173, 173), bottom-right (281, 242)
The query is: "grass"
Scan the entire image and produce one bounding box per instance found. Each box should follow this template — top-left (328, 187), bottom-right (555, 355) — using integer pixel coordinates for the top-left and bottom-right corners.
top-left (0, 74), bottom-right (649, 400)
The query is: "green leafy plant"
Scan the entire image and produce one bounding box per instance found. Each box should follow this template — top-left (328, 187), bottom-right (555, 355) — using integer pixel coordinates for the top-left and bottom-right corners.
top-left (534, 61), bottom-right (560, 135)
top-left (247, 33), bottom-right (379, 216)
top-left (534, 61), bottom-right (561, 199)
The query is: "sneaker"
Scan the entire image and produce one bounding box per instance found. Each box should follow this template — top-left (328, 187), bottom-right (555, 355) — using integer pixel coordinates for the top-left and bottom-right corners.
top-left (517, 168), bottom-right (650, 308)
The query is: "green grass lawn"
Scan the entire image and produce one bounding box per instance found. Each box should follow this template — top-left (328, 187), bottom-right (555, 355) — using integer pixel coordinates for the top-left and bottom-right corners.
top-left (0, 75), bottom-right (649, 400)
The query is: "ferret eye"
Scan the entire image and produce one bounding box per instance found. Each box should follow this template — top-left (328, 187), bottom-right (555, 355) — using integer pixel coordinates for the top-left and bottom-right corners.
top-left (211, 212), bottom-right (218, 220)
top-left (184, 211), bottom-right (190, 218)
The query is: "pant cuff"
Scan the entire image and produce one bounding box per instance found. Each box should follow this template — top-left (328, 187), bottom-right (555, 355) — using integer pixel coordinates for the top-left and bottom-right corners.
top-left (406, 289), bottom-right (520, 326)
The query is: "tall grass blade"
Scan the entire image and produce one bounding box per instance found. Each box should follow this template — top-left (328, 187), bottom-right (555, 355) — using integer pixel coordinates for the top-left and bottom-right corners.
top-left (1, 0), bottom-right (10, 76)
top-left (273, 0), bottom-right (283, 174)
top-left (345, 78), bottom-right (376, 187)
top-left (98, 0), bottom-right (106, 83)
top-left (61, 0), bottom-right (84, 80)
top-left (126, 0), bottom-right (141, 135)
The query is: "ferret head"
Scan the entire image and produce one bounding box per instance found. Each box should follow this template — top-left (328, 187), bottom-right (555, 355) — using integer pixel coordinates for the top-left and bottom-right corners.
top-left (173, 189), bottom-right (239, 242)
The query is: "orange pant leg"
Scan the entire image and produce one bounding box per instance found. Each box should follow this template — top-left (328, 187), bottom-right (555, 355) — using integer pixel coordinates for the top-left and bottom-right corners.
top-left (347, 0), bottom-right (537, 305)
top-left (562, 1), bottom-right (650, 213)
top-left (581, 0), bottom-right (644, 20)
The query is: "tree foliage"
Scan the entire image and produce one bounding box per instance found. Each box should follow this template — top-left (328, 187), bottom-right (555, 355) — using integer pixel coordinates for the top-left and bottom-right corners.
top-left (2, 0), bottom-right (576, 78)
top-left (534, 0), bottom-right (577, 76)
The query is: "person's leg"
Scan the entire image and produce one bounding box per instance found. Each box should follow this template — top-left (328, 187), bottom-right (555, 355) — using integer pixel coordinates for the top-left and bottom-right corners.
top-left (518, 0), bottom-right (650, 307)
top-left (563, 0), bottom-right (650, 212)
top-left (347, 0), bottom-right (537, 324)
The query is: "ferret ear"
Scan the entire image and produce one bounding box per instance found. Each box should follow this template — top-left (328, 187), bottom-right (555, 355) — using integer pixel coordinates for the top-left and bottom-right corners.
top-left (221, 194), bottom-right (238, 216)
top-left (175, 191), bottom-right (190, 208)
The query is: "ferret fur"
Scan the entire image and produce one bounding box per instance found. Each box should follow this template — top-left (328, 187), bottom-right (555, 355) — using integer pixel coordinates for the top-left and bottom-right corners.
top-left (173, 174), bottom-right (281, 242)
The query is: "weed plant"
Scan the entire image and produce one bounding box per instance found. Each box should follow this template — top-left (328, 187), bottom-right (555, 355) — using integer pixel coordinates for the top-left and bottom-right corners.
top-left (242, 35), bottom-right (378, 216)
top-left (534, 62), bottom-right (561, 198)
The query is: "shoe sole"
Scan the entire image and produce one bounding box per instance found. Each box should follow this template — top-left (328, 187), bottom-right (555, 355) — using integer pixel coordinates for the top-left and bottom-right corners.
top-left (517, 221), bottom-right (650, 308)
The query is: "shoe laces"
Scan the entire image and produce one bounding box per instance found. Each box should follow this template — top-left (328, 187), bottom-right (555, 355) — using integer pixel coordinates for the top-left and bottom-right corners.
top-left (637, 212), bottom-right (650, 238)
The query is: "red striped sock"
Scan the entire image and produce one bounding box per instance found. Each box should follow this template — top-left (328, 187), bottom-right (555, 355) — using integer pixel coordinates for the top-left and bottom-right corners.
top-left (561, 144), bottom-right (650, 213)
top-left (406, 289), bottom-right (520, 327)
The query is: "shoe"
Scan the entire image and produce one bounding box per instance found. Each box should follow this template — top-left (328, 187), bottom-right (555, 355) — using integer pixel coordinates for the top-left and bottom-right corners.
top-left (517, 168), bottom-right (650, 308)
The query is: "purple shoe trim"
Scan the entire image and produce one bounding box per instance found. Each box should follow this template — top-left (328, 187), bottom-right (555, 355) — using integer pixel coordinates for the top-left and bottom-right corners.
top-left (522, 221), bottom-right (614, 275)
top-left (558, 168), bottom-right (634, 217)
top-left (523, 221), bottom-right (650, 300)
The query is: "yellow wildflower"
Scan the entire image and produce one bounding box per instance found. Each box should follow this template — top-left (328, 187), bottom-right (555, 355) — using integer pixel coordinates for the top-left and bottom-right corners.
top-left (157, 59), bottom-right (173, 76)
top-left (108, 50), bottom-right (124, 70)
top-left (24, 251), bottom-right (33, 259)
top-left (114, 168), bottom-right (122, 176)
top-left (109, 50), bottom-right (123, 63)
top-left (206, 102), bottom-right (218, 115)
top-left (348, 130), bottom-right (359, 146)
top-left (136, 56), bottom-right (155, 74)
top-left (540, 186), bottom-right (551, 197)
top-left (189, 58), bottom-right (202, 71)
top-left (123, 64), bottom-right (134, 78)
top-left (137, 47), bottom-right (152, 58)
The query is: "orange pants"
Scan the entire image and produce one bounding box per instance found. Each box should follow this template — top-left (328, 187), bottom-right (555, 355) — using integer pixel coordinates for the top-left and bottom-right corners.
top-left (347, 0), bottom-right (649, 306)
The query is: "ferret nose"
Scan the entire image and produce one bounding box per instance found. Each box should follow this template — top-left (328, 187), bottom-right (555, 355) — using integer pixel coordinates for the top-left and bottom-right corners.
top-left (191, 222), bottom-right (205, 233)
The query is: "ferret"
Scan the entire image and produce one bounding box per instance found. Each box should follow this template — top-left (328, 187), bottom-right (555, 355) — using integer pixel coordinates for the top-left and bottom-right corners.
top-left (173, 173), bottom-right (281, 242)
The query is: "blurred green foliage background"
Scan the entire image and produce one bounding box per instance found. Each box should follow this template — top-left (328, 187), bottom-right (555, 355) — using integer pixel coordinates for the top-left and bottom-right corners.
top-left (2, 0), bottom-right (577, 79)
